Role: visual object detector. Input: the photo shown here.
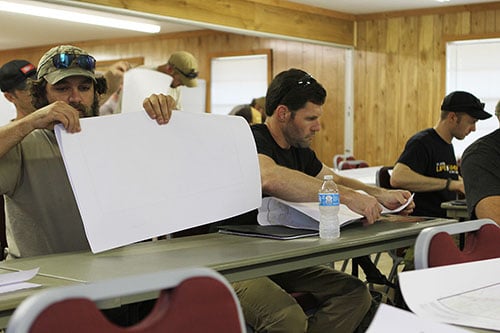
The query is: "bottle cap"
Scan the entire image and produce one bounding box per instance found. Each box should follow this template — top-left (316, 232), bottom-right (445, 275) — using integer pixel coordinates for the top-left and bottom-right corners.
top-left (324, 175), bottom-right (333, 180)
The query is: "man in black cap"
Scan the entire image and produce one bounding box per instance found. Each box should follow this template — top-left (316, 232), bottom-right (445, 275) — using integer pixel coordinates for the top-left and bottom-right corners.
top-left (0, 59), bottom-right (37, 120)
top-left (391, 90), bottom-right (492, 218)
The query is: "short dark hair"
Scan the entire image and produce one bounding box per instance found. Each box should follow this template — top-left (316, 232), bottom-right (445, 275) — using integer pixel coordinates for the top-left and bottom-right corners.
top-left (30, 76), bottom-right (107, 117)
top-left (265, 68), bottom-right (326, 117)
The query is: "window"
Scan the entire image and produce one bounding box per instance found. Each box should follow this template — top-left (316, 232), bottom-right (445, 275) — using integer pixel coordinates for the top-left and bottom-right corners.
top-left (209, 50), bottom-right (271, 115)
top-left (446, 39), bottom-right (500, 158)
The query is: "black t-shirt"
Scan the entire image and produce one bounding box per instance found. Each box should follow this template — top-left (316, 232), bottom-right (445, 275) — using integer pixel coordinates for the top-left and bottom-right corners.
top-left (396, 128), bottom-right (458, 218)
top-left (252, 124), bottom-right (323, 176)
top-left (461, 128), bottom-right (500, 219)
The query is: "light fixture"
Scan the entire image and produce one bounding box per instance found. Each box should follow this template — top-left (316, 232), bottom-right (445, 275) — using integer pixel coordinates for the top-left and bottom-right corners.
top-left (0, 0), bottom-right (161, 33)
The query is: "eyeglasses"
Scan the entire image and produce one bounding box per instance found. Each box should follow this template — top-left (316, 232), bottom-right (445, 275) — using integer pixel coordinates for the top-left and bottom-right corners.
top-left (171, 64), bottom-right (198, 79)
top-left (52, 53), bottom-right (96, 72)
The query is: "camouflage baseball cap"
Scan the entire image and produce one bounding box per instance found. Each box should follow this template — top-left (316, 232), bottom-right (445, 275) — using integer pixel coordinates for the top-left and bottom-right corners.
top-left (37, 45), bottom-right (96, 84)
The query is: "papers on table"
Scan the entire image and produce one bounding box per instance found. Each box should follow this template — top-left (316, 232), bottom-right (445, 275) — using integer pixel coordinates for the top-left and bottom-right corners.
top-left (121, 67), bottom-right (172, 114)
top-left (366, 304), bottom-right (471, 333)
top-left (0, 268), bottom-right (41, 294)
top-left (55, 111), bottom-right (261, 253)
top-left (399, 258), bottom-right (500, 331)
top-left (257, 197), bottom-right (364, 230)
top-left (257, 194), bottom-right (414, 230)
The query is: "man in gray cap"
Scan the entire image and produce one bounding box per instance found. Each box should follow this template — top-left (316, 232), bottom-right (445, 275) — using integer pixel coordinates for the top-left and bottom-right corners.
top-left (0, 59), bottom-right (37, 120)
top-left (391, 90), bottom-right (492, 218)
top-left (0, 45), bottom-right (174, 259)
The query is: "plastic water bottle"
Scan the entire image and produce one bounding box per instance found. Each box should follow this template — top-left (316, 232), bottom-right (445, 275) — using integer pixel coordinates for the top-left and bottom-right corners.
top-left (318, 175), bottom-right (340, 239)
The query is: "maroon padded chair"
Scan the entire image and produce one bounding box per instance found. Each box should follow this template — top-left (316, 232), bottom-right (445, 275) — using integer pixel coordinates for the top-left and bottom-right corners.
top-left (7, 267), bottom-right (246, 333)
top-left (414, 219), bottom-right (500, 269)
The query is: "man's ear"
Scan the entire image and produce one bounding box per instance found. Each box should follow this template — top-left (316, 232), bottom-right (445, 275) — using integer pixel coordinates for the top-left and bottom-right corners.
top-left (276, 105), bottom-right (289, 122)
top-left (3, 92), bottom-right (15, 103)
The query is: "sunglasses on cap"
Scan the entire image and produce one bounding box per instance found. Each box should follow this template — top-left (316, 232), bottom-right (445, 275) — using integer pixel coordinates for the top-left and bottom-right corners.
top-left (52, 53), bottom-right (96, 71)
top-left (171, 64), bottom-right (198, 79)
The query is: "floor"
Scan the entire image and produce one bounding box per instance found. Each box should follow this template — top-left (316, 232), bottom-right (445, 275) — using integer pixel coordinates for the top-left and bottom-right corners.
top-left (333, 251), bottom-right (406, 302)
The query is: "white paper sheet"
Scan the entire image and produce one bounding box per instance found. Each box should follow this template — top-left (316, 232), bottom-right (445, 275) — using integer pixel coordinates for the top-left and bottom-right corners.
top-left (55, 111), bottom-right (261, 253)
top-left (121, 67), bottom-right (172, 114)
top-left (257, 194), bottom-right (414, 230)
top-left (399, 258), bottom-right (500, 331)
top-left (257, 197), bottom-right (363, 230)
top-left (366, 304), bottom-right (471, 333)
top-left (0, 268), bottom-right (41, 294)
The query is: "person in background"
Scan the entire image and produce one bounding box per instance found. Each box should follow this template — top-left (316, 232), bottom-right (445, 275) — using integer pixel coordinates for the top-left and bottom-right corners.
top-left (461, 100), bottom-right (500, 224)
top-left (228, 68), bottom-right (414, 333)
top-left (0, 44), bottom-right (174, 259)
top-left (154, 51), bottom-right (198, 110)
top-left (0, 59), bottom-right (37, 120)
top-left (229, 104), bottom-right (261, 124)
top-left (250, 96), bottom-right (266, 122)
top-left (391, 91), bottom-right (492, 218)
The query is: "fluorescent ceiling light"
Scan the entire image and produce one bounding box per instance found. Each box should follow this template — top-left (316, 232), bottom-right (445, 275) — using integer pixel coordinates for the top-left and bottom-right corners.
top-left (0, 0), bottom-right (161, 33)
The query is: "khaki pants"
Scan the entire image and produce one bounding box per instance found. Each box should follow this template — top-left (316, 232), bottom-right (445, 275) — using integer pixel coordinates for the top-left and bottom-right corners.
top-left (232, 265), bottom-right (372, 333)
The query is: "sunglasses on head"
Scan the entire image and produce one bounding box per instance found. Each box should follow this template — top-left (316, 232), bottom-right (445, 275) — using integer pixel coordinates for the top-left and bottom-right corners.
top-left (296, 73), bottom-right (316, 87)
top-left (172, 64), bottom-right (198, 79)
top-left (51, 53), bottom-right (96, 72)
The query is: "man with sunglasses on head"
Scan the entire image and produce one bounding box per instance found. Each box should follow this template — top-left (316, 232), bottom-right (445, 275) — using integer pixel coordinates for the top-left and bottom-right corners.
top-left (154, 51), bottom-right (199, 110)
top-left (0, 45), bottom-right (174, 259)
top-left (228, 68), bottom-right (414, 333)
top-left (0, 59), bottom-right (37, 121)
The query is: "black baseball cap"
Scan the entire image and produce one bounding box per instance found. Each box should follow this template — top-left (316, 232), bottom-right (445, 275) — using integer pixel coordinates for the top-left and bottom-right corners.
top-left (441, 91), bottom-right (492, 120)
top-left (0, 60), bottom-right (37, 92)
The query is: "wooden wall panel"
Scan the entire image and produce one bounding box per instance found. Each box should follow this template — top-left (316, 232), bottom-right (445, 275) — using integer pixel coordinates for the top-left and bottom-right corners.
top-left (355, 3), bottom-right (500, 167)
top-left (0, 30), bottom-right (346, 166)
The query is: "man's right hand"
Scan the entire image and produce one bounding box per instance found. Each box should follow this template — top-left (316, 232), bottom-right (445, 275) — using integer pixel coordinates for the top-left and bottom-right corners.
top-left (26, 101), bottom-right (81, 133)
top-left (344, 191), bottom-right (382, 224)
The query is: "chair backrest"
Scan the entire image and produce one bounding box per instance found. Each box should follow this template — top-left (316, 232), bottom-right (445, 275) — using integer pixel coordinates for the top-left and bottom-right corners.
top-left (333, 154), bottom-right (355, 169)
top-left (338, 160), bottom-right (369, 170)
top-left (7, 267), bottom-right (245, 333)
top-left (414, 219), bottom-right (500, 270)
top-left (375, 166), bottom-right (394, 189)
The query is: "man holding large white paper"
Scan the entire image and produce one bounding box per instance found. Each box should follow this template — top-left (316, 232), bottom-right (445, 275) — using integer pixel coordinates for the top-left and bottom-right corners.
top-left (0, 45), bottom-right (174, 259)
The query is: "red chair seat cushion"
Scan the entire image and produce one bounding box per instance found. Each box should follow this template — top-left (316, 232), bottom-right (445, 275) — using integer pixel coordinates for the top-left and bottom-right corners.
top-left (428, 224), bottom-right (500, 267)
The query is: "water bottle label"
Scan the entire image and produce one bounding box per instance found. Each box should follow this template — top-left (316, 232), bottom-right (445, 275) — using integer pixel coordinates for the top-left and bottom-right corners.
top-left (318, 193), bottom-right (340, 206)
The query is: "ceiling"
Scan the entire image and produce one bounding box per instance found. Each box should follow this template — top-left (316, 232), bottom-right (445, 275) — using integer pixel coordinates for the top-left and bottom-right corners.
top-left (0, 0), bottom-right (489, 51)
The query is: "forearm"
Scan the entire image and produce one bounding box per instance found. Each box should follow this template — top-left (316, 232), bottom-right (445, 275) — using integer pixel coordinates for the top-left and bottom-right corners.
top-left (261, 165), bottom-right (322, 202)
top-left (391, 163), bottom-right (448, 192)
top-left (0, 118), bottom-right (34, 157)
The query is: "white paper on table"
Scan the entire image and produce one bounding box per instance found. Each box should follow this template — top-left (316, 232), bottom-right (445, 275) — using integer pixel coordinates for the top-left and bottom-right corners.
top-left (0, 268), bottom-right (41, 294)
top-left (399, 258), bottom-right (500, 331)
top-left (55, 111), bottom-right (261, 253)
top-left (257, 197), bottom-right (364, 230)
top-left (366, 304), bottom-right (471, 333)
top-left (257, 194), bottom-right (414, 230)
top-left (121, 67), bottom-right (172, 114)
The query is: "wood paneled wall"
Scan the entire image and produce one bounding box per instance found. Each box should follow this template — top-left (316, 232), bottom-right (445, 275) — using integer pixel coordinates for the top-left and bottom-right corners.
top-left (2, 2), bottom-right (500, 167)
top-left (355, 3), bottom-right (500, 166)
top-left (0, 30), bottom-right (346, 167)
